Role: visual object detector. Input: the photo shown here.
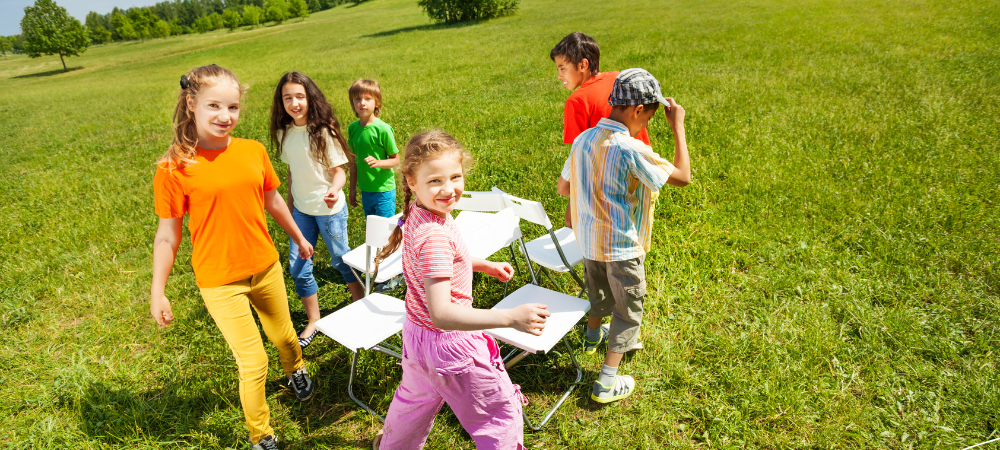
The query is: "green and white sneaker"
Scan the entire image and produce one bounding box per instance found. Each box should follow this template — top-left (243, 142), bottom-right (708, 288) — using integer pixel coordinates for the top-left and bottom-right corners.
top-left (591, 374), bottom-right (636, 404)
top-left (582, 325), bottom-right (609, 355)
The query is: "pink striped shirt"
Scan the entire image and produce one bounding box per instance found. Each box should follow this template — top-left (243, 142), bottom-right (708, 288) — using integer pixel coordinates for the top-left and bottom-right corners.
top-left (401, 203), bottom-right (473, 332)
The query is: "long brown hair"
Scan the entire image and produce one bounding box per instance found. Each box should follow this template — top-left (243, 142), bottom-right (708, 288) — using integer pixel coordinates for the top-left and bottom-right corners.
top-left (158, 64), bottom-right (243, 170)
top-left (374, 130), bottom-right (473, 265)
top-left (269, 71), bottom-right (353, 169)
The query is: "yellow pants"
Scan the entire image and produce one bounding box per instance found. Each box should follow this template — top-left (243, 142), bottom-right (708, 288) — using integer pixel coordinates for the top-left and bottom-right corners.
top-left (199, 260), bottom-right (304, 444)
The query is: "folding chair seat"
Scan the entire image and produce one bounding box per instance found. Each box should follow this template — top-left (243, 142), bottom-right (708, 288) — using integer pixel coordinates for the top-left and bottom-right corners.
top-left (490, 188), bottom-right (587, 298)
top-left (484, 284), bottom-right (590, 431)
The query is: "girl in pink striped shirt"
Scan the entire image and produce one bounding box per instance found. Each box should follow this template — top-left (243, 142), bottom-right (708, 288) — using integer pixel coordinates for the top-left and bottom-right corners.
top-left (372, 130), bottom-right (551, 450)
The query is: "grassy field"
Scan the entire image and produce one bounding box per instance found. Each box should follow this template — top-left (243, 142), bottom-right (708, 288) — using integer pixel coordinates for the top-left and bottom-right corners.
top-left (1, 0), bottom-right (999, 448)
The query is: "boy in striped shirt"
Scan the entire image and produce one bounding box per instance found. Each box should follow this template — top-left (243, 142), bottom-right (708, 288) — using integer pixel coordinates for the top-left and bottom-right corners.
top-left (557, 68), bottom-right (691, 403)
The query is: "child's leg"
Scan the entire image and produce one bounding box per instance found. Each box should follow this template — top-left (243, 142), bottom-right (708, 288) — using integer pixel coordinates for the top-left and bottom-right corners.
top-left (380, 321), bottom-right (447, 450)
top-left (200, 277), bottom-right (276, 444)
top-left (247, 260), bottom-right (305, 376)
top-left (317, 207), bottom-right (364, 300)
top-left (433, 332), bottom-right (524, 450)
top-left (606, 256), bottom-right (646, 357)
top-left (361, 189), bottom-right (397, 218)
top-left (583, 259), bottom-right (615, 350)
top-left (289, 208), bottom-right (322, 337)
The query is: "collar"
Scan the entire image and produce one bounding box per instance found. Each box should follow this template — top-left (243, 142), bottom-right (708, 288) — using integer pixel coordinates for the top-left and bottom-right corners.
top-left (580, 71), bottom-right (609, 89)
top-left (596, 118), bottom-right (629, 134)
top-left (408, 201), bottom-right (448, 225)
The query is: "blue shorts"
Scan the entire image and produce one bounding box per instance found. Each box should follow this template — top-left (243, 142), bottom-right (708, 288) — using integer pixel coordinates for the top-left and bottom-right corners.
top-left (288, 206), bottom-right (359, 298)
top-left (361, 189), bottom-right (397, 218)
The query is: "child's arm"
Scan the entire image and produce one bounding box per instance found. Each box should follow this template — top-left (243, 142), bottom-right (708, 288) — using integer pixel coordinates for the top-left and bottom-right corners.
top-left (348, 162), bottom-right (358, 207)
top-left (425, 277), bottom-right (550, 335)
top-left (557, 177), bottom-right (572, 228)
top-left (663, 98), bottom-right (690, 187)
top-left (323, 165), bottom-right (347, 209)
top-left (286, 170), bottom-right (295, 214)
top-left (472, 257), bottom-right (514, 281)
top-left (150, 217), bottom-right (182, 326)
top-left (364, 153), bottom-right (399, 169)
top-left (263, 189), bottom-right (314, 259)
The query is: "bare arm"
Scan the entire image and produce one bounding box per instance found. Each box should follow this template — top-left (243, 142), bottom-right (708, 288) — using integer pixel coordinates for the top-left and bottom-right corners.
top-left (263, 189), bottom-right (314, 260)
top-left (365, 152), bottom-right (400, 169)
top-left (323, 165), bottom-right (347, 208)
top-left (664, 98), bottom-right (690, 187)
top-left (349, 162), bottom-right (358, 207)
top-left (425, 277), bottom-right (549, 334)
top-left (286, 170), bottom-right (295, 214)
top-left (472, 256), bottom-right (514, 281)
top-left (150, 217), bottom-right (182, 326)
top-left (557, 177), bottom-right (572, 228)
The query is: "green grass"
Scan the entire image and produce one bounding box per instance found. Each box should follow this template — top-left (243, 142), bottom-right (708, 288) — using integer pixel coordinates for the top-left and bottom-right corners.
top-left (1, 0), bottom-right (999, 448)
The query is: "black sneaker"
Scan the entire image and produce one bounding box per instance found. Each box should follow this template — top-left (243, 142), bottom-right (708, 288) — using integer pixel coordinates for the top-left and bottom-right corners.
top-left (288, 367), bottom-right (315, 401)
top-left (251, 435), bottom-right (279, 450)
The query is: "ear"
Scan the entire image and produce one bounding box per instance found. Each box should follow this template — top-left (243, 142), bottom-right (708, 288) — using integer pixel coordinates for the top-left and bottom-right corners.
top-left (632, 104), bottom-right (644, 119)
top-left (578, 58), bottom-right (590, 73)
top-left (186, 95), bottom-right (195, 112)
top-left (404, 175), bottom-right (416, 191)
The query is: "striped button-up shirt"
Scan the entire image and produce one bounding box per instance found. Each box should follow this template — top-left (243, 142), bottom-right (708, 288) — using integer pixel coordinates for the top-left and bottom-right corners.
top-left (561, 118), bottom-right (675, 262)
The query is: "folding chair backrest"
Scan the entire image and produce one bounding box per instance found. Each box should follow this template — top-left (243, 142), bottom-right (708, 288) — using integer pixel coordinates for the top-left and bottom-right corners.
top-left (491, 187), bottom-right (552, 230)
top-left (455, 191), bottom-right (507, 212)
top-left (365, 214), bottom-right (399, 248)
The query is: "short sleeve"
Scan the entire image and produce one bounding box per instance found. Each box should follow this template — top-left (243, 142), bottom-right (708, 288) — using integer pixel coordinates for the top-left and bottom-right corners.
top-left (153, 165), bottom-right (187, 219)
top-left (326, 130), bottom-right (349, 167)
top-left (563, 95), bottom-right (589, 144)
top-left (417, 226), bottom-right (455, 279)
top-left (627, 142), bottom-right (675, 191)
top-left (261, 145), bottom-right (280, 191)
top-left (277, 129), bottom-right (288, 164)
top-left (560, 153), bottom-right (573, 181)
top-left (381, 123), bottom-right (399, 156)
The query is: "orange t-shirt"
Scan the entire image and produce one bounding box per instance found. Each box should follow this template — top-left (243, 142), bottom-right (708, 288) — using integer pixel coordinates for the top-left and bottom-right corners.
top-left (154, 138), bottom-right (281, 288)
top-left (563, 71), bottom-right (651, 145)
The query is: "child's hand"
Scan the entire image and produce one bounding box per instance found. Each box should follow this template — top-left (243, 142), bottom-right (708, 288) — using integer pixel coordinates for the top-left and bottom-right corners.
top-left (295, 238), bottom-right (314, 260)
top-left (150, 294), bottom-right (174, 326)
top-left (664, 97), bottom-right (685, 130)
top-left (324, 187), bottom-right (339, 209)
top-left (509, 303), bottom-right (550, 336)
top-left (349, 188), bottom-right (358, 207)
top-left (365, 156), bottom-right (380, 168)
top-left (485, 261), bottom-right (515, 282)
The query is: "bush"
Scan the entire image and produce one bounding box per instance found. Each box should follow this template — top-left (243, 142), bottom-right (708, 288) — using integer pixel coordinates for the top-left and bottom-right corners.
top-left (417, 0), bottom-right (517, 24)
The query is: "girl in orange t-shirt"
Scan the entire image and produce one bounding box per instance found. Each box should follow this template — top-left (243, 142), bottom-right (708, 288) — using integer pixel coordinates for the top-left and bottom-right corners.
top-left (150, 64), bottom-right (314, 450)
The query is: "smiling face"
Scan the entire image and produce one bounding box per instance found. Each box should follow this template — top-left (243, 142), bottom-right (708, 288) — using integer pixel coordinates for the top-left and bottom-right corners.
top-left (554, 55), bottom-right (589, 91)
top-left (406, 153), bottom-right (465, 218)
top-left (352, 93), bottom-right (378, 120)
top-left (281, 82), bottom-right (308, 127)
top-left (188, 81), bottom-right (241, 149)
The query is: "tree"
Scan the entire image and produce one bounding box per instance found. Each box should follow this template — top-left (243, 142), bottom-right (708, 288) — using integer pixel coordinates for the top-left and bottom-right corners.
top-left (192, 16), bottom-right (212, 33)
top-left (128, 8), bottom-right (158, 42)
top-left (222, 9), bottom-right (242, 30)
top-left (242, 5), bottom-right (263, 27)
top-left (20, 0), bottom-right (90, 71)
top-left (207, 12), bottom-right (223, 30)
top-left (288, 0), bottom-right (309, 19)
top-left (85, 12), bottom-right (112, 44)
top-left (152, 19), bottom-right (171, 38)
top-left (0, 37), bottom-right (11, 59)
top-left (169, 20), bottom-right (183, 35)
top-left (111, 13), bottom-right (139, 41)
top-left (264, 0), bottom-right (288, 23)
top-left (417, 0), bottom-right (518, 24)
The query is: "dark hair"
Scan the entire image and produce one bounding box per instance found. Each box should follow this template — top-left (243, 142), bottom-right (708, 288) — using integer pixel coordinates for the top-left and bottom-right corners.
top-left (550, 31), bottom-right (600, 76)
top-left (374, 130), bottom-right (473, 267)
top-left (269, 71), bottom-right (353, 169)
top-left (159, 64), bottom-right (244, 170)
top-left (348, 78), bottom-right (384, 118)
top-left (612, 102), bottom-right (660, 113)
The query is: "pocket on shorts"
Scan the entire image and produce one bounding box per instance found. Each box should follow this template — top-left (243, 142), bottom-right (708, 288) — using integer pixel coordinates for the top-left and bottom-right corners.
top-left (430, 335), bottom-right (476, 376)
top-left (624, 280), bottom-right (647, 299)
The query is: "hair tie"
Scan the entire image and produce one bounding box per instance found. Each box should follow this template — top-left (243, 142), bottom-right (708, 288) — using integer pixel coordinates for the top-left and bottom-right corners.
top-left (180, 75), bottom-right (190, 89)
top-left (397, 217), bottom-right (405, 227)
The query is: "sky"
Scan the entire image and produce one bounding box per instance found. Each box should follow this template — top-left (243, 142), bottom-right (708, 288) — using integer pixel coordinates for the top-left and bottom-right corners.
top-left (1, 0), bottom-right (162, 36)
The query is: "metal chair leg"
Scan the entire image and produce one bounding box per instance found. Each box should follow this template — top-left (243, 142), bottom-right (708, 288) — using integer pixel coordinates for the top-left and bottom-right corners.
top-left (521, 335), bottom-right (584, 431)
top-left (347, 351), bottom-right (385, 422)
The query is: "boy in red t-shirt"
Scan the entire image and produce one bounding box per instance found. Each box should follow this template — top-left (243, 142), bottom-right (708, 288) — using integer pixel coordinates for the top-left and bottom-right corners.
top-left (550, 32), bottom-right (650, 145)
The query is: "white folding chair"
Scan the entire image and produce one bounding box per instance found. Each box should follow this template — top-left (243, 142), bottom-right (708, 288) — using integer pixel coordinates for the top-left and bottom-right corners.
top-left (342, 213), bottom-right (404, 295)
top-left (484, 284), bottom-right (590, 431)
top-left (454, 191), bottom-right (524, 295)
top-left (491, 187), bottom-right (587, 298)
top-left (314, 214), bottom-right (405, 421)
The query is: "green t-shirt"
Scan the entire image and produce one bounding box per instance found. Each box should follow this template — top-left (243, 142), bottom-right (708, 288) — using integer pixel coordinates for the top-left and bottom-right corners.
top-left (348, 118), bottom-right (399, 193)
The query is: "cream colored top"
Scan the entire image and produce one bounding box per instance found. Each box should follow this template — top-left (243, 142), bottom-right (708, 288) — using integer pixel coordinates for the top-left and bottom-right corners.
top-left (279, 125), bottom-right (349, 216)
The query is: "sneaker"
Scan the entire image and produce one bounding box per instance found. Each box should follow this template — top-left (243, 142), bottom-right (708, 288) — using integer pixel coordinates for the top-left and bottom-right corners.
top-left (287, 367), bottom-right (315, 401)
top-left (582, 325), bottom-right (609, 355)
top-left (372, 430), bottom-right (383, 450)
top-left (591, 374), bottom-right (636, 404)
top-left (251, 435), bottom-right (279, 450)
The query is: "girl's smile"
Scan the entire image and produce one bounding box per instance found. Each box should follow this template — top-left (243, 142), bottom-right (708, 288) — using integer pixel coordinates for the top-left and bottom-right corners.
top-left (406, 154), bottom-right (465, 218)
top-left (281, 82), bottom-right (309, 126)
top-left (188, 81), bottom-right (241, 150)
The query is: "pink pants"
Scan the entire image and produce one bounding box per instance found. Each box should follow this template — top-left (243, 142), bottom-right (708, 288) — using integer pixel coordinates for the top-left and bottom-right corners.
top-left (379, 319), bottom-right (527, 450)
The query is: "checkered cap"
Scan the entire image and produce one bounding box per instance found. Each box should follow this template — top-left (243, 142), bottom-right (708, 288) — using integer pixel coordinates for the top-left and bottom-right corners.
top-left (608, 68), bottom-right (669, 107)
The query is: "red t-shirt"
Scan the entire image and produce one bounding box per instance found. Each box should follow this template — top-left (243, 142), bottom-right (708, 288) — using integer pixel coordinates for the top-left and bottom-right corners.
top-left (401, 204), bottom-right (474, 332)
top-left (154, 138), bottom-right (281, 288)
top-left (563, 71), bottom-right (651, 145)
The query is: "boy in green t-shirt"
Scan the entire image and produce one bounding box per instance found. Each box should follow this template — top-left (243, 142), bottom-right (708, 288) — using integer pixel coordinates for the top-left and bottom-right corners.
top-left (347, 79), bottom-right (399, 217)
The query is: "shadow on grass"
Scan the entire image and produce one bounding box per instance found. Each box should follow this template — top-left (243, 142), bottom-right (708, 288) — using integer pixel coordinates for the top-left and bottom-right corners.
top-left (363, 20), bottom-right (482, 38)
top-left (13, 66), bottom-right (83, 79)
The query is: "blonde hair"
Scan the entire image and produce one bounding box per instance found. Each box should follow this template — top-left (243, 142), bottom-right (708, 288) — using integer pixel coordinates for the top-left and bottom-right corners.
top-left (158, 64), bottom-right (244, 169)
top-left (374, 130), bottom-right (473, 266)
top-left (347, 78), bottom-right (383, 118)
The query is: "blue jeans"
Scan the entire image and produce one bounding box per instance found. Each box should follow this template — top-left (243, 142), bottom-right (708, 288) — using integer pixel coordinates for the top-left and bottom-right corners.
top-left (289, 207), bottom-right (358, 298)
top-left (361, 189), bottom-right (397, 218)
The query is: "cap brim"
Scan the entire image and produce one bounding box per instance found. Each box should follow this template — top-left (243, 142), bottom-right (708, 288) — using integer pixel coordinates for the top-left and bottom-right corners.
top-left (656, 93), bottom-right (670, 107)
